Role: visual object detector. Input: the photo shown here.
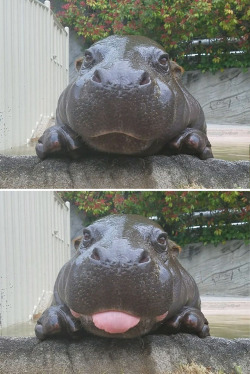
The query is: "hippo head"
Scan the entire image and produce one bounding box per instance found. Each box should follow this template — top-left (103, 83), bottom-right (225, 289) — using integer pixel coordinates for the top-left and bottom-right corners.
top-left (65, 35), bottom-right (189, 155)
top-left (58, 214), bottom-right (179, 338)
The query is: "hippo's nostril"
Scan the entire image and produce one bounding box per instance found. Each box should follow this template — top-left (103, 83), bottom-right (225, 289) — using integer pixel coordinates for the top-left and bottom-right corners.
top-left (91, 248), bottom-right (101, 261)
top-left (92, 70), bottom-right (102, 84)
top-left (139, 250), bottom-right (150, 264)
top-left (139, 72), bottom-right (150, 86)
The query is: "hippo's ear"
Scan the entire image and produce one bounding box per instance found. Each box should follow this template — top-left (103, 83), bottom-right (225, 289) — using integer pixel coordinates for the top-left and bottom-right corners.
top-left (72, 236), bottom-right (83, 251)
top-left (75, 57), bottom-right (84, 71)
top-left (170, 61), bottom-right (184, 80)
top-left (168, 239), bottom-right (181, 258)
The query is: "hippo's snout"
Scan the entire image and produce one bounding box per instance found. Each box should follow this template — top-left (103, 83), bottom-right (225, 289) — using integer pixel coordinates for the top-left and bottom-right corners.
top-left (91, 63), bottom-right (151, 88)
top-left (90, 245), bottom-right (151, 266)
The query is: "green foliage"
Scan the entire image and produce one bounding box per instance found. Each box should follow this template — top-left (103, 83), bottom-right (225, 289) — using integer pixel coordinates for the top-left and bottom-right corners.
top-left (59, 191), bottom-right (250, 246)
top-left (57, 0), bottom-right (250, 72)
top-left (234, 366), bottom-right (243, 374)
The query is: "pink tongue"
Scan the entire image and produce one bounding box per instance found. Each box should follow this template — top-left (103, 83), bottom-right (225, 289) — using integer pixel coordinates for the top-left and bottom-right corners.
top-left (92, 311), bottom-right (140, 334)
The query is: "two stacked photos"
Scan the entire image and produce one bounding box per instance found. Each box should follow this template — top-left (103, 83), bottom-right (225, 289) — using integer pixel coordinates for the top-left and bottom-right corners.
top-left (0, 1), bottom-right (249, 373)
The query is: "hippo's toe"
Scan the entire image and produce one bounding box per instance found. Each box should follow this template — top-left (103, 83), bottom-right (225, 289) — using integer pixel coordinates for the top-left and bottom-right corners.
top-left (35, 143), bottom-right (47, 160)
top-left (200, 146), bottom-right (214, 160)
top-left (35, 323), bottom-right (46, 340)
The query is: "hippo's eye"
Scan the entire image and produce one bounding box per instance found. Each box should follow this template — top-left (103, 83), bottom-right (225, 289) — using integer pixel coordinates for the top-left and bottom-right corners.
top-left (84, 51), bottom-right (94, 66)
top-left (157, 235), bottom-right (167, 245)
top-left (82, 229), bottom-right (92, 243)
top-left (156, 233), bottom-right (168, 251)
top-left (152, 231), bottom-right (168, 253)
top-left (159, 54), bottom-right (169, 66)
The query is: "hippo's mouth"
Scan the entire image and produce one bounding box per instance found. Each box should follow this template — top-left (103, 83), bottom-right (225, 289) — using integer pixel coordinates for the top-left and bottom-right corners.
top-left (89, 131), bottom-right (151, 141)
top-left (85, 132), bottom-right (154, 155)
top-left (70, 309), bottom-right (168, 334)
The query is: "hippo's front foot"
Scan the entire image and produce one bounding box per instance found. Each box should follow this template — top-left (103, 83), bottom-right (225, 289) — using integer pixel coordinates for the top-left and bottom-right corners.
top-left (35, 305), bottom-right (83, 340)
top-left (168, 128), bottom-right (213, 160)
top-left (160, 306), bottom-right (210, 338)
top-left (36, 124), bottom-right (84, 160)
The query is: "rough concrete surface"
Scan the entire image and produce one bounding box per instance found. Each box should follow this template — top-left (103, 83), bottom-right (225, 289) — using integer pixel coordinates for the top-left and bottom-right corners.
top-left (179, 240), bottom-right (250, 297)
top-left (0, 334), bottom-right (250, 374)
top-left (183, 68), bottom-right (250, 125)
top-left (0, 154), bottom-right (249, 189)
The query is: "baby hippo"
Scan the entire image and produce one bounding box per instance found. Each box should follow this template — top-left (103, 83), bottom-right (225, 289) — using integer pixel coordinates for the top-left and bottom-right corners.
top-left (35, 214), bottom-right (209, 340)
top-left (36, 35), bottom-right (213, 160)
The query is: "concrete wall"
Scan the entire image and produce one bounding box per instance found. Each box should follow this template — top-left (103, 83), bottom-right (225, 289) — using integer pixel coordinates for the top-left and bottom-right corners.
top-left (182, 68), bottom-right (250, 125)
top-left (179, 240), bottom-right (250, 297)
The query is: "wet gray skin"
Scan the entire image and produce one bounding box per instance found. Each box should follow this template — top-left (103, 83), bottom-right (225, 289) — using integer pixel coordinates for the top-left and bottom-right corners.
top-left (36, 35), bottom-right (213, 160)
top-left (35, 215), bottom-right (210, 340)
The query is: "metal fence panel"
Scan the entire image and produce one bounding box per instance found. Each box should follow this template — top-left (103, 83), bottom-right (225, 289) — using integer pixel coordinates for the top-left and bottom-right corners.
top-left (0, 0), bottom-right (69, 151)
top-left (0, 191), bottom-right (70, 329)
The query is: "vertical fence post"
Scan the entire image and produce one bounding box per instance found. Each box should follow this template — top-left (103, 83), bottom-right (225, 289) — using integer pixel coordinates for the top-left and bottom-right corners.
top-left (65, 201), bottom-right (71, 257)
top-left (65, 27), bottom-right (69, 85)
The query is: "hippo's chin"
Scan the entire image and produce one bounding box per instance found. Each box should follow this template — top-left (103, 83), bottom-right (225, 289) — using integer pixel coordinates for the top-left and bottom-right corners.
top-left (84, 132), bottom-right (154, 155)
top-left (70, 308), bottom-right (168, 337)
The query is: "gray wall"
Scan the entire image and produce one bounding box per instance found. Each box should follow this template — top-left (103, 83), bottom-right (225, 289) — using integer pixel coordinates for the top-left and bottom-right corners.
top-left (182, 68), bottom-right (250, 125)
top-left (179, 240), bottom-right (250, 297)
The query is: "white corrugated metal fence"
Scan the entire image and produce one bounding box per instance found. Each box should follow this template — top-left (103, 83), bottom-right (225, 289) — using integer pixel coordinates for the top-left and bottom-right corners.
top-left (0, 0), bottom-right (69, 151)
top-left (0, 191), bottom-right (71, 329)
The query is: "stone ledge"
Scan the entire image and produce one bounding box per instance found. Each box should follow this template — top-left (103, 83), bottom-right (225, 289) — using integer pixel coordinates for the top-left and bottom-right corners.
top-left (0, 334), bottom-right (249, 374)
top-left (0, 154), bottom-right (249, 189)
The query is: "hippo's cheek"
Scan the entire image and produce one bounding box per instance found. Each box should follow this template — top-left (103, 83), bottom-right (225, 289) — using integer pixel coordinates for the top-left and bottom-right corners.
top-left (70, 309), bottom-right (81, 319)
top-left (156, 312), bottom-right (168, 322)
